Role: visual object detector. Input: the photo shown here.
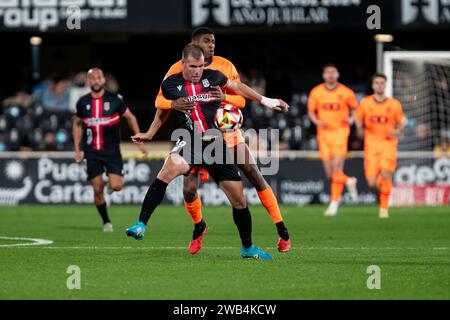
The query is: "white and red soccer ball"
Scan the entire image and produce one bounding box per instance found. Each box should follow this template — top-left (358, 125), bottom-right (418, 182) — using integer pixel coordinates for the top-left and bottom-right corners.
top-left (214, 104), bottom-right (243, 131)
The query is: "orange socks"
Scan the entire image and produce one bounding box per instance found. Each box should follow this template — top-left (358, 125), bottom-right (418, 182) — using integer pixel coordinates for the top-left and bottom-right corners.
top-left (379, 178), bottom-right (392, 209)
top-left (331, 172), bottom-right (349, 202)
top-left (184, 196), bottom-right (203, 224)
top-left (257, 187), bottom-right (283, 224)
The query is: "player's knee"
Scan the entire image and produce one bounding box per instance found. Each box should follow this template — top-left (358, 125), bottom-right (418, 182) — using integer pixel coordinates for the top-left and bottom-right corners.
top-left (93, 185), bottom-right (104, 196)
top-left (110, 182), bottom-right (123, 192)
top-left (230, 195), bottom-right (247, 209)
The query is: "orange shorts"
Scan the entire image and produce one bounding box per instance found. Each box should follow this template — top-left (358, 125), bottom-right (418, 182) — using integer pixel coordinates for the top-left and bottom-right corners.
top-left (317, 134), bottom-right (348, 160)
top-left (223, 129), bottom-right (245, 148)
top-left (364, 141), bottom-right (397, 180)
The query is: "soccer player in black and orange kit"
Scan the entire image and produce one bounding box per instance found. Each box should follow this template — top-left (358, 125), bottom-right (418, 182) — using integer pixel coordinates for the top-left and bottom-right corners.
top-left (134, 28), bottom-right (291, 254)
top-left (126, 44), bottom-right (289, 259)
top-left (73, 68), bottom-right (147, 232)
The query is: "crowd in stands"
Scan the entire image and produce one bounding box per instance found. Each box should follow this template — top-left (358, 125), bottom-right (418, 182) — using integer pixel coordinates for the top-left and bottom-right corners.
top-left (1, 69), bottom-right (448, 157)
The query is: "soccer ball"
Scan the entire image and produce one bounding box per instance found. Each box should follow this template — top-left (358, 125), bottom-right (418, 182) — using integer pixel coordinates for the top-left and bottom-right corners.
top-left (214, 104), bottom-right (243, 131)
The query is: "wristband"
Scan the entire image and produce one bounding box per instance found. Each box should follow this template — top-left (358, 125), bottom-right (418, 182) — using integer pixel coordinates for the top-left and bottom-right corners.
top-left (260, 96), bottom-right (280, 109)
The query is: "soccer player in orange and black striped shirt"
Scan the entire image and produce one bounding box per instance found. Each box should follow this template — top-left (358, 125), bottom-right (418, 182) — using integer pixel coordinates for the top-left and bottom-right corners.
top-left (133, 28), bottom-right (291, 254)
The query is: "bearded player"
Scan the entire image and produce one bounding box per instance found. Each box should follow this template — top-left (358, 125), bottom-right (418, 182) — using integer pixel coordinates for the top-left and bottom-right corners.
top-left (356, 73), bottom-right (406, 218)
top-left (73, 68), bottom-right (147, 232)
top-left (308, 63), bottom-right (359, 216)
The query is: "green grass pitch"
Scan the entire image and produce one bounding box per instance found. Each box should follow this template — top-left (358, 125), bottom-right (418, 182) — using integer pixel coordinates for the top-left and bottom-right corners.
top-left (0, 205), bottom-right (449, 299)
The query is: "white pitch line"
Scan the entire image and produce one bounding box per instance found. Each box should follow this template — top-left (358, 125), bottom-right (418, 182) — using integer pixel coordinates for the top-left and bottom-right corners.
top-left (1, 246), bottom-right (448, 250)
top-left (0, 236), bottom-right (53, 247)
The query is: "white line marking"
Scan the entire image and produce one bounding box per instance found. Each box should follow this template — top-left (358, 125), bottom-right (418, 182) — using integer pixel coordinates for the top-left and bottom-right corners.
top-left (0, 236), bottom-right (53, 247)
top-left (1, 245), bottom-right (447, 250)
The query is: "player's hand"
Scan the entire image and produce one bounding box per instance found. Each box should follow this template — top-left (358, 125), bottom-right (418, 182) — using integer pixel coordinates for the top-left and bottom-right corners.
top-left (171, 98), bottom-right (195, 112)
top-left (209, 86), bottom-right (226, 102)
top-left (278, 99), bottom-right (290, 112)
top-left (131, 132), bottom-right (152, 144)
top-left (388, 129), bottom-right (401, 138)
top-left (74, 150), bottom-right (83, 163)
top-left (315, 120), bottom-right (327, 129)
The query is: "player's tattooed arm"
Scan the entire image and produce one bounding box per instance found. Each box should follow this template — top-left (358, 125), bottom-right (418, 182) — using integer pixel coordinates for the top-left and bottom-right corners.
top-left (72, 116), bottom-right (83, 163)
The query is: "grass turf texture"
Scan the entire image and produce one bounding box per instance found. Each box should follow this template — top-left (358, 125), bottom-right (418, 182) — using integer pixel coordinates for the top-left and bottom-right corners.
top-left (0, 205), bottom-right (449, 299)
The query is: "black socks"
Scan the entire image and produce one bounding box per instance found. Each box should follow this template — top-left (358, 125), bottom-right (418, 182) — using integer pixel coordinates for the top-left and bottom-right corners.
top-left (96, 203), bottom-right (110, 224)
top-left (192, 219), bottom-right (207, 240)
top-left (232, 207), bottom-right (253, 249)
top-left (276, 221), bottom-right (290, 241)
top-left (139, 178), bottom-right (168, 225)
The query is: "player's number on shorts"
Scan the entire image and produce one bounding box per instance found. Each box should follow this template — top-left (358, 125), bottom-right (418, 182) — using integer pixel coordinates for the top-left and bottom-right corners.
top-left (171, 139), bottom-right (187, 153)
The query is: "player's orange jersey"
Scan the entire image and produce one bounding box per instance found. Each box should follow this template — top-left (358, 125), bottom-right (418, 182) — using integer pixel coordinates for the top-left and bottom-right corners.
top-left (356, 95), bottom-right (405, 146)
top-left (307, 83), bottom-right (358, 136)
top-left (155, 55), bottom-right (245, 110)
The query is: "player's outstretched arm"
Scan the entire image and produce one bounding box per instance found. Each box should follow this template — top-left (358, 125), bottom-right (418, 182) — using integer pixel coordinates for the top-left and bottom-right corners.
top-left (72, 116), bottom-right (83, 163)
top-left (122, 109), bottom-right (148, 156)
top-left (226, 80), bottom-right (289, 112)
top-left (132, 109), bottom-right (172, 143)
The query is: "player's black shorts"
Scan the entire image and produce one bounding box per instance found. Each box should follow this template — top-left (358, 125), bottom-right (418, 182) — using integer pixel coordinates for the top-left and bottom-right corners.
top-left (170, 136), bottom-right (241, 184)
top-left (84, 151), bottom-right (124, 181)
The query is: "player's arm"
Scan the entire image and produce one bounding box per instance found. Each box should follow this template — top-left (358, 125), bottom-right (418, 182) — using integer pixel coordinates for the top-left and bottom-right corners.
top-left (224, 79), bottom-right (289, 112)
top-left (121, 108), bottom-right (148, 156)
top-left (223, 63), bottom-right (246, 108)
top-left (72, 115), bottom-right (83, 163)
top-left (307, 92), bottom-right (326, 128)
top-left (347, 90), bottom-right (359, 125)
top-left (355, 100), bottom-right (365, 139)
top-left (131, 108), bottom-right (172, 144)
top-left (121, 109), bottom-right (141, 135)
top-left (389, 103), bottom-right (407, 138)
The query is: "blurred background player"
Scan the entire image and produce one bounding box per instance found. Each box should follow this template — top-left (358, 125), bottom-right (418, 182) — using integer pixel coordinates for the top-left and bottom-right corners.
top-left (73, 68), bottom-right (147, 232)
top-left (139, 27), bottom-right (291, 254)
top-left (307, 63), bottom-right (359, 216)
top-left (356, 73), bottom-right (406, 218)
top-left (127, 44), bottom-right (289, 259)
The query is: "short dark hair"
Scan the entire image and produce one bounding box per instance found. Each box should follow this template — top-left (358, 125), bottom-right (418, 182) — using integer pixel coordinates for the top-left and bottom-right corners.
top-left (191, 27), bottom-right (215, 40)
top-left (322, 63), bottom-right (338, 72)
top-left (372, 73), bottom-right (387, 82)
top-left (182, 43), bottom-right (204, 61)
